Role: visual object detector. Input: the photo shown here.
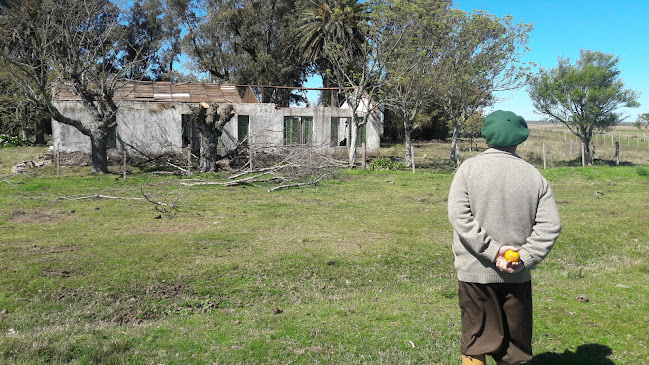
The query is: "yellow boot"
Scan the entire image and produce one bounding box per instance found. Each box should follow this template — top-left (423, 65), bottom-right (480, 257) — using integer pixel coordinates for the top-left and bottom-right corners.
top-left (462, 354), bottom-right (486, 365)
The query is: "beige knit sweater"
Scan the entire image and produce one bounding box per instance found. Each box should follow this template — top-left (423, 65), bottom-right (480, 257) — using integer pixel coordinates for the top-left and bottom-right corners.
top-left (448, 148), bottom-right (562, 284)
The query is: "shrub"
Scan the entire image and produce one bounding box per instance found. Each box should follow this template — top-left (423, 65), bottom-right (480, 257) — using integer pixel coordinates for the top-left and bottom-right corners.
top-left (0, 134), bottom-right (26, 148)
top-left (368, 158), bottom-right (405, 171)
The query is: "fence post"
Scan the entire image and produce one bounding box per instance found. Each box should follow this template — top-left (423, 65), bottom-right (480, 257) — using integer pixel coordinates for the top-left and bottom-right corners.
top-left (615, 142), bottom-right (620, 166)
top-left (409, 143), bottom-right (415, 173)
top-left (362, 142), bottom-right (367, 170)
top-left (570, 139), bottom-right (574, 155)
top-left (581, 143), bottom-right (585, 167)
top-left (121, 138), bottom-right (126, 180)
top-left (249, 146), bottom-right (254, 171)
top-left (187, 148), bottom-right (191, 177)
top-left (543, 143), bottom-right (547, 169)
top-left (56, 142), bottom-right (61, 179)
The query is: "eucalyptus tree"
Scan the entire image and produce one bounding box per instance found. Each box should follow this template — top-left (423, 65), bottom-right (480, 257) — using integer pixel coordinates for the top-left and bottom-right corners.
top-left (182, 0), bottom-right (310, 105)
top-left (119, 0), bottom-right (166, 80)
top-left (429, 10), bottom-right (532, 164)
top-left (0, 59), bottom-right (51, 143)
top-left (0, 0), bottom-right (155, 172)
top-left (0, 0), bottom-right (51, 144)
top-left (380, 0), bottom-right (451, 167)
top-left (528, 50), bottom-right (639, 165)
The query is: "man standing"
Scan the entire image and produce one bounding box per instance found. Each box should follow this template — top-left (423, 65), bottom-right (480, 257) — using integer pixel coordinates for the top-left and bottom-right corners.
top-left (448, 110), bottom-right (562, 365)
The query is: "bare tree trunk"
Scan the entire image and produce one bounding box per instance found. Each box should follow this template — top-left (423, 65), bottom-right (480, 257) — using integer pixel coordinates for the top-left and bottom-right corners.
top-left (449, 124), bottom-right (461, 163)
top-left (581, 135), bottom-right (593, 165)
top-left (194, 103), bottom-right (235, 173)
top-left (90, 132), bottom-right (109, 173)
top-left (199, 128), bottom-right (219, 172)
top-left (348, 121), bottom-right (358, 167)
top-left (404, 120), bottom-right (413, 167)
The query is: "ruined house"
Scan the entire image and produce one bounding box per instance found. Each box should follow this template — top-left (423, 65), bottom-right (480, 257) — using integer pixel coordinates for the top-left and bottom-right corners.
top-left (51, 81), bottom-right (382, 158)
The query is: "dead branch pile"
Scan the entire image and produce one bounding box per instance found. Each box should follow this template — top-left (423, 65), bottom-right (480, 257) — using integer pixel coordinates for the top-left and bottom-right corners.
top-left (180, 146), bottom-right (347, 191)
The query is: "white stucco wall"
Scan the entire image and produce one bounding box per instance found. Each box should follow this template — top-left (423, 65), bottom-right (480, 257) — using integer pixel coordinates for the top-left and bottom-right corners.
top-left (52, 101), bottom-right (383, 156)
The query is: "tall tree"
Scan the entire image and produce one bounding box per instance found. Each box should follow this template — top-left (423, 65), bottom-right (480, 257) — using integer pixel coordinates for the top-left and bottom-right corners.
top-left (380, 0), bottom-right (451, 167)
top-left (296, 0), bottom-right (366, 105)
top-left (528, 50), bottom-right (640, 165)
top-left (0, 0), bottom-right (154, 172)
top-left (119, 0), bottom-right (166, 80)
top-left (429, 10), bottom-right (531, 163)
top-left (308, 0), bottom-right (395, 166)
top-left (183, 0), bottom-right (310, 105)
top-left (0, 64), bottom-right (51, 143)
top-left (0, 0), bottom-right (51, 144)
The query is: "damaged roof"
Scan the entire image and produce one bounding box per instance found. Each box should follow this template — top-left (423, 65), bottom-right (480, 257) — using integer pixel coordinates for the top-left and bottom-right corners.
top-left (52, 81), bottom-right (243, 103)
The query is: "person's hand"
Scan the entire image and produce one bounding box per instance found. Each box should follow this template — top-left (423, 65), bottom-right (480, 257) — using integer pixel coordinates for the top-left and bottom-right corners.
top-left (495, 246), bottom-right (525, 274)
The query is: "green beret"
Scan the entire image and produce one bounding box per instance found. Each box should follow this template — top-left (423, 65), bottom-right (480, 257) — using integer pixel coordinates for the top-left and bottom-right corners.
top-left (481, 110), bottom-right (529, 147)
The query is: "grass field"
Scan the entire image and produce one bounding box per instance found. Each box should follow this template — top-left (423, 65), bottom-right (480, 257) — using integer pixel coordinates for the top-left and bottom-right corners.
top-left (1, 136), bottom-right (648, 364)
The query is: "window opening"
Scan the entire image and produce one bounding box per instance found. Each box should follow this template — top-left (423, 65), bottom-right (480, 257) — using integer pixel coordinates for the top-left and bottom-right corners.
top-left (238, 115), bottom-right (249, 146)
top-left (182, 114), bottom-right (200, 154)
top-left (284, 116), bottom-right (313, 145)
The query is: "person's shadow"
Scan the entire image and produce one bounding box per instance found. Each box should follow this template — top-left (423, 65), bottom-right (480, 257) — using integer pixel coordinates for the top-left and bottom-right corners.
top-left (527, 344), bottom-right (615, 364)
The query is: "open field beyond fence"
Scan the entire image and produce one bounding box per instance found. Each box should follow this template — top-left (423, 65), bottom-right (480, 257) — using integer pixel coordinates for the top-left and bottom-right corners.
top-left (0, 141), bottom-right (648, 364)
top-left (381, 124), bottom-right (649, 170)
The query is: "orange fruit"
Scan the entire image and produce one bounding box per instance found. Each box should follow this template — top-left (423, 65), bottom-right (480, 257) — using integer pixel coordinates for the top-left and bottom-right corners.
top-left (505, 250), bottom-right (520, 262)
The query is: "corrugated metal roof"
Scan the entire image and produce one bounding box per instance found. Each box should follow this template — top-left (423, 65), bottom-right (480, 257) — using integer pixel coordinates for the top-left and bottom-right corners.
top-left (53, 81), bottom-right (243, 103)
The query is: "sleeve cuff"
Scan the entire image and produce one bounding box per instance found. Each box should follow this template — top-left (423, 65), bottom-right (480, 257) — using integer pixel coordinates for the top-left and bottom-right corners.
top-left (518, 249), bottom-right (535, 267)
top-left (483, 241), bottom-right (502, 263)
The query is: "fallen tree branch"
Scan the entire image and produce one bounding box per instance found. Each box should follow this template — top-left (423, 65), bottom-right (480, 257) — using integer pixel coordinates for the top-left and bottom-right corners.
top-left (179, 172), bottom-right (277, 186)
top-left (267, 173), bottom-right (331, 192)
top-left (52, 193), bottom-right (146, 202)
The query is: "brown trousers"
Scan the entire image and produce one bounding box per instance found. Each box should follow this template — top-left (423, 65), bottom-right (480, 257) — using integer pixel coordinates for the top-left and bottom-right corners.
top-left (458, 281), bottom-right (533, 363)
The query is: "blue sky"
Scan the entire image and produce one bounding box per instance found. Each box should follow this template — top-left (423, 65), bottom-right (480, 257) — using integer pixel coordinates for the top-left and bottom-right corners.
top-left (306, 0), bottom-right (647, 123)
top-left (455, 0), bottom-right (648, 122)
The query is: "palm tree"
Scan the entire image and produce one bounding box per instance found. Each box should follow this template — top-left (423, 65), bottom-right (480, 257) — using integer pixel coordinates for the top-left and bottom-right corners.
top-left (296, 0), bottom-right (367, 105)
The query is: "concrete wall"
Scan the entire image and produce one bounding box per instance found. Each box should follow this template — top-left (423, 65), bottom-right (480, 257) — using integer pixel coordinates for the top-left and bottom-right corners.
top-left (52, 101), bottom-right (382, 156)
top-left (228, 104), bottom-right (382, 154)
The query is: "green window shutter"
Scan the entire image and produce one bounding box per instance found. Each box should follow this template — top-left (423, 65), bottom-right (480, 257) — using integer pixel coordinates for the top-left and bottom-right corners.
top-left (284, 117), bottom-right (299, 145)
top-left (302, 117), bottom-right (313, 144)
top-left (358, 123), bottom-right (367, 147)
top-left (238, 115), bottom-right (249, 146)
top-left (331, 117), bottom-right (339, 147)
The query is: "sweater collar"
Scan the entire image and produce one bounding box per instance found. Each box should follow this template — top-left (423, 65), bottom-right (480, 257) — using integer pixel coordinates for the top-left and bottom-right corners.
top-left (482, 147), bottom-right (521, 158)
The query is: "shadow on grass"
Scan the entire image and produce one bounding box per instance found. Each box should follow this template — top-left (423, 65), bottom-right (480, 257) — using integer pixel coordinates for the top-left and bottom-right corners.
top-left (528, 344), bottom-right (614, 365)
top-left (523, 154), bottom-right (637, 168)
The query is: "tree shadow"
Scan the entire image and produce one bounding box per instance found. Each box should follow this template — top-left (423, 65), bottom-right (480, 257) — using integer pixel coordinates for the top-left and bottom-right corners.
top-left (528, 344), bottom-right (615, 365)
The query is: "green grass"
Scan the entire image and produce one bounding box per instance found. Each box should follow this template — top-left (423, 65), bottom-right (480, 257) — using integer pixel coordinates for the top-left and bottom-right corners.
top-left (1, 147), bottom-right (648, 364)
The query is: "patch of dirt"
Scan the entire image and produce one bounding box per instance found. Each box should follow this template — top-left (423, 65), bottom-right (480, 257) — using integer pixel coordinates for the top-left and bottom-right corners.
top-left (52, 287), bottom-right (86, 301)
top-left (10, 210), bottom-right (76, 224)
top-left (30, 245), bottom-right (80, 254)
top-left (137, 221), bottom-right (211, 234)
top-left (110, 309), bottom-right (145, 325)
top-left (144, 282), bottom-right (185, 299)
top-left (42, 267), bottom-right (75, 277)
